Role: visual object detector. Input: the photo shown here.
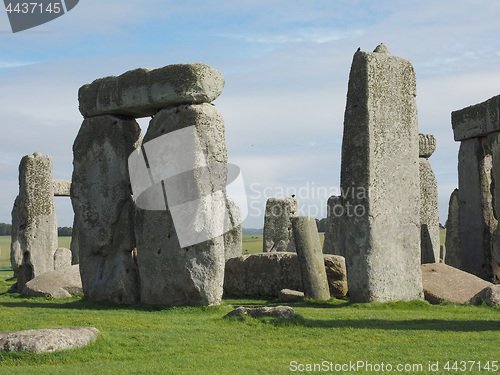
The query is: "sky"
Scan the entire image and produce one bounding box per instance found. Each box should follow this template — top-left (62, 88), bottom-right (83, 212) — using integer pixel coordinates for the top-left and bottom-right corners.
top-left (0, 0), bottom-right (499, 228)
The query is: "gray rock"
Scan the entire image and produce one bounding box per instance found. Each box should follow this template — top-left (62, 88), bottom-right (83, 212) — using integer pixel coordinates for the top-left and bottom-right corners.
top-left (22, 265), bottom-right (83, 298)
top-left (278, 289), bottom-right (304, 302)
top-left (445, 189), bottom-right (461, 268)
top-left (469, 284), bottom-right (500, 307)
top-left (224, 198), bottom-right (242, 260)
top-left (224, 306), bottom-right (295, 319)
top-left (322, 196), bottom-right (342, 256)
top-left (53, 179), bottom-right (71, 196)
top-left (54, 248), bottom-right (72, 270)
top-left (263, 198), bottom-right (297, 252)
top-left (135, 104), bottom-right (227, 306)
top-left (419, 133), bottom-right (436, 158)
top-left (11, 152), bottom-right (57, 292)
top-left (78, 63), bottom-right (225, 118)
top-left (70, 216), bottom-right (79, 265)
top-left (488, 132), bottom-right (500, 283)
top-left (420, 158), bottom-right (440, 263)
top-left (71, 115), bottom-right (141, 304)
top-left (0, 327), bottom-right (99, 353)
top-left (339, 44), bottom-right (422, 302)
top-left (224, 252), bottom-right (347, 298)
top-left (421, 263), bottom-right (492, 304)
top-left (452, 94), bottom-right (500, 141)
top-left (292, 216), bottom-right (330, 300)
top-left (440, 244), bottom-right (446, 263)
top-left (10, 195), bottom-right (21, 279)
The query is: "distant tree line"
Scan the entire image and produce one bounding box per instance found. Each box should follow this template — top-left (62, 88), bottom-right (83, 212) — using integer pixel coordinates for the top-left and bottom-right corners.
top-left (0, 223), bottom-right (11, 235)
top-left (0, 223), bottom-right (73, 236)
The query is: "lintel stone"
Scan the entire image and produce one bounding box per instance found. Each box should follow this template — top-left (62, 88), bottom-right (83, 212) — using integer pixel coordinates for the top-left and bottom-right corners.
top-left (452, 94), bottom-right (500, 141)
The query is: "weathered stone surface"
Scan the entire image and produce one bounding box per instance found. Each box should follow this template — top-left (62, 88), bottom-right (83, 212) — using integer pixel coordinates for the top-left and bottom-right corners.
top-left (263, 198), bottom-right (297, 252)
top-left (339, 44), bottom-right (422, 302)
top-left (10, 195), bottom-right (21, 279)
top-left (292, 216), bottom-right (330, 300)
top-left (323, 195), bottom-right (342, 256)
top-left (11, 152), bottom-right (57, 292)
top-left (0, 327), bottom-right (99, 353)
top-left (22, 265), bottom-right (83, 298)
top-left (224, 252), bottom-right (347, 298)
top-left (79, 63), bottom-right (225, 118)
top-left (224, 306), bottom-right (295, 319)
top-left (421, 263), bottom-right (492, 304)
top-left (445, 189), bottom-right (461, 268)
top-left (469, 285), bottom-right (500, 307)
top-left (224, 198), bottom-right (242, 260)
top-left (419, 133), bottom-right (436, 158)
top-left (54, 248), bottom-right (72, 270)
top-left (53, 179), bottom-right (71, 196)
top-left (135, 103), bottom-right (227, 306)
top-left (440, 244), bottom-right (446, 263)
top-left (420, 158), bottom-right (440, 263)
top-left (488, 132), bottom-right (500, 283)
top-left (278, 289), bottom-right (304, 302)
top-left (71, 115), bottom-right (141, 304)
top-left (70, 216), bottom-right (79, 265)
top-left (452, 94), bottom-right (500, 141)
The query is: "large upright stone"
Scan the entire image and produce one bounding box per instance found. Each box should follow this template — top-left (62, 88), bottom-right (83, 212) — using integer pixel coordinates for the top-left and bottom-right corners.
top-left (11, 153), bottom-right (57, 292)
top-left (419, 156), bottom-right (440, 263)
top-left (487, 132), bottom-right (500, 283)
top-left (263, 198), bottom-right (297, 252)
top-left (78, 63), bottom-right (225, 118)
top-left (322, 196), bottom-right (342, 256)
top-left (339, 44), bottom-right (423, 302)
top-left (134, 103), bottom-right (227, 306)
top-left (224, 198), bottom-right (242, 260)
top-left (71, 115), bottom-right (141, 304)
top-left (445, 189), bottom-right (461, 268)
top-left (292, 216), bottom-right (330, 300)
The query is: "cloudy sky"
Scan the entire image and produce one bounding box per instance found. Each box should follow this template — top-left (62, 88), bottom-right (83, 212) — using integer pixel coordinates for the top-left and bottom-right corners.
top-left (0, 0), bottom-right (499, 228)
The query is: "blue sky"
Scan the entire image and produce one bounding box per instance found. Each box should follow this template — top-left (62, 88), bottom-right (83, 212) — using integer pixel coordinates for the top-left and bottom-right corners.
top-left (0, 0), bottom-right (499, 228)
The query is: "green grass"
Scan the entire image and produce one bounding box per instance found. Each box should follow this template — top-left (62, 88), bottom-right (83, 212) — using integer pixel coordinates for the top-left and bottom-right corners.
top-left (440, 229), bottom-right (446, 245)
top-left (243, 233), bottom-right (325, 255)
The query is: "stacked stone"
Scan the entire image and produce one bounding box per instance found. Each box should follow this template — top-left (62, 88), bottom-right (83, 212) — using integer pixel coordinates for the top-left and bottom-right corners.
top-left (451, 94), bottom-right (500, 282)
top-left (338, 44), bottom-right (423, 302)
top-left (75, 62), bottom-right (230, 305)
top-left (10, 152), bottom-right (58, 292)
top-left (263, 198), bottom-right (297, 252)
top-left (419, 134), bottom-right (440, 263)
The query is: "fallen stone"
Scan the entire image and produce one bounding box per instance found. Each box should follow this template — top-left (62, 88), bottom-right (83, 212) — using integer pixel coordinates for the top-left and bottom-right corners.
top-left (263, 198), bottom-right (297, 252)
top-left (0, 327), bottom-right (99, 353)
top-left (224, 306), bottom-right (295, 319)
top-left (421, 263), bottom-right (492, 304)
top-left (419, 133), bottom-right (436, 158)
top-left (53, 179), bottom-right (71, 196)
top-left (452, 94), bottom-right (500, 141)
top-left (469, 285), bottom-right (500, 307)
top-left (78, 63), bottom-right (225, 118)
top-left (224, 252), bottom-right (347, 298)
top-left (22, 265), bottom-right (83, 298)
top-left (278, 289), bottom-right (304, 302)
top-left (54, 248), bottom-right (72, 270)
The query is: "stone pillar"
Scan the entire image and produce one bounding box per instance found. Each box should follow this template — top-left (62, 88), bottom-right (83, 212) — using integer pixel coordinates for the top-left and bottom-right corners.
top-left (322, 195), bottom-right (342, 256)
top-left (224, 198), bottom-right (242, 260)
top-left (292, 216), bottom-right (330, 300)
top-left (444, 189), bottom-right (461, 268)
top-left (11, 152), bottom-right (58, 292)
top-left (419, 134), bottom-right (440, 263)
top-left (339, 44), bottom-right (423, 303)
top-left (263, 198), bottom-right (297, 252)
top-left (71, 116), bottom-right (141, 304)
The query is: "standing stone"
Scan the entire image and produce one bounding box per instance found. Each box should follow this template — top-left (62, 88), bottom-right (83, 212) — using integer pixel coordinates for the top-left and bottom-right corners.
top-left (292, 216), bottom-right (330, 300)
top-left (70, 216), bottom-right (79, 265)
top-left (53, 248), bottom-right (72, 270)
top-left (263, 198), bottom-right (297, 252)
top-left (445, 189), bottom-right (461, 268)
top-left (323, 196), bottom-right (342, 256)
top-left (224, 198), bottom-right (242, 260)
top-left (134, 103), bottom-right (227, 306)
top-left (71, 115), bottom-right (141, 304)
top-left (339, 44), bottom-right (423, 302)
top-left (11, 153), bottom-right (57, 292)
top-left (487, 132), bottom-right (500, 283)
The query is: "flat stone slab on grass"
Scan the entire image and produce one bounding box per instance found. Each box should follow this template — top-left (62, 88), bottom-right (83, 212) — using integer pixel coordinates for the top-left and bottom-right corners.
top-left (0, 327), bottom-right (99, 353)
top-left (23, 264), bottom-right (83, 298)
top-left (278, 289), bottom-right (304, 302)
top-left (421, 263), bottom-right (492, 304)
top-left (224, 306), bottom-right (295, 319)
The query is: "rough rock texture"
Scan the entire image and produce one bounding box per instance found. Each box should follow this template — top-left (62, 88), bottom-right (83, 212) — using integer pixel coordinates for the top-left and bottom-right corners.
top-left (224, 306), bottom-right (295, 319)
top-left (135, 103), bottom-right (227, 306)
top-left (488, 132), bottom-right (500, 283)
top-left (445, 189), bottom-right (461, 268)
top-left (440, 244), bottom-right (446, 263)
top-left (11, 152), bottom-right (57, 292)
top-left (0, 327), bottom-right (99, 353)
top-left (419, 133), bottom-right (436, 158)
top-left (419, 158), bottom-right (440, 263)
top-left (70, 216), bottom-right (79, 265)
top-left (10, 195), bottom-right (21, 279)
top-left (322, 195), bottom-right (342, 255)
top-left (53, 179), bottom-right (71, 196)
top-left (292, 216), bottom-right (330, 300)
top-left (452, 94), bottom-right (500, 141)
top-left (469, 285), bottom-right (500, 307)
top-left (339, 44), bottom-right (422, 302)
top-left (421, 263), bottom-right (492, 304)
top-left (278, 289), bottom-right (304, 302)
top-left (263, 198), bottom-right (297, 252)
top-left (79, 63), bottom-right (225, 118)
top-left (54, 248), bottom-right (72, 270)
top-left (224, 198), bottom-right (242, 260)
top-left (22, 265), bottom-right (83, 298)
top-left (224, 252), bottom-right (347, 298)
top-left (71, 115), bottom-right (141, 304)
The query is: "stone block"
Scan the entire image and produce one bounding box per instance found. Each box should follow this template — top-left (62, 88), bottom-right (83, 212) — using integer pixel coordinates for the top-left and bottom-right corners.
top-left (224, 198), bottom-right (242, 260)
top-left (444, 189), bottom-right (461, 268)
top-left (419, 158), bottom-right (440, 263)
top-left (22, 265), bottom-right (82, 299)
top-left (54, 248), bottom-right (72, 270)
top-left (419, 133), bottom-right (436, 158)
top-left (53, 179), bottom-right (71, 196)
top-left (452, 94), bottom-right (500, 141)
top-left (263, 197), bottom-right (297, 252)
top-left (322, 195), bottom-right (342, 256)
